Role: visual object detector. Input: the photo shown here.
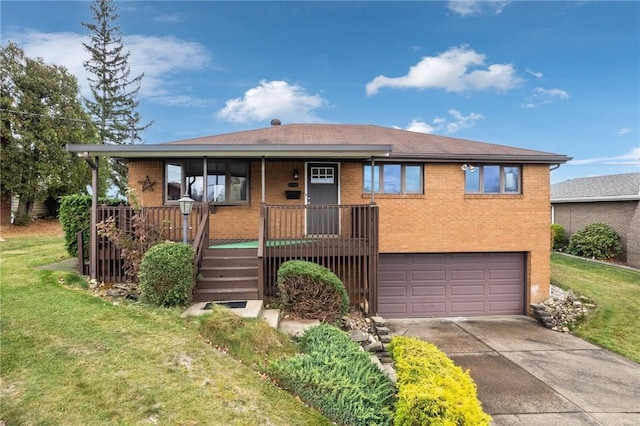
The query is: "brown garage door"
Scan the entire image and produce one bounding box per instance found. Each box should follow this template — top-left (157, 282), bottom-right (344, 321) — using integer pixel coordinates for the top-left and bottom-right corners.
top-left (377, 252), bottom-right (525, 318)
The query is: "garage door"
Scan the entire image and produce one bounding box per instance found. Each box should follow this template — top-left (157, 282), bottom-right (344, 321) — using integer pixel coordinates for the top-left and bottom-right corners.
top-left (378, 252), bottom-right (525, 318)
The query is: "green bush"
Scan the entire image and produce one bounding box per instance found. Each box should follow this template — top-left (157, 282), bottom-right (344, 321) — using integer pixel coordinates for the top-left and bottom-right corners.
top-left (267, 324), bottom-right (395, 425)
top-left (138, 242), bottom-right (195, 307)
top-left (277, 260), bottom-right (350, 322)
top-left (389, 336), bottom-right (491, 426)
top-left (567, 222), bottom-right (622, 261)
top-left (550, 223), bottom-right (568, 251)
top-left (59, 194), bottom-right (121, 257)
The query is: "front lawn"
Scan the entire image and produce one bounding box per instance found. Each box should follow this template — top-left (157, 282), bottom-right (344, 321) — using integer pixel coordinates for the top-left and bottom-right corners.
top-left (551, 253), bottom-right (640, 363)
top-left (0, 235), bottom-right (330, 425)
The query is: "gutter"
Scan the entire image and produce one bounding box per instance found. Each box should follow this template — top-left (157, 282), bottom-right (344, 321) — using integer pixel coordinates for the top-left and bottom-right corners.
top-left (551, 195), bottom-right (640, 203)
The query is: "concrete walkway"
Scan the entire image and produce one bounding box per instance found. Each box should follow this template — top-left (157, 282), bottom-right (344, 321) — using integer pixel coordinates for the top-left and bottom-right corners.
top-left (387, 316), bottom-right (640, 426)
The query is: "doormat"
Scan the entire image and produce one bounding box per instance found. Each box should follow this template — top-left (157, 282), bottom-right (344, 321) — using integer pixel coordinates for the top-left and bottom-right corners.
top-left (204, 301), bottom-right (248, 310)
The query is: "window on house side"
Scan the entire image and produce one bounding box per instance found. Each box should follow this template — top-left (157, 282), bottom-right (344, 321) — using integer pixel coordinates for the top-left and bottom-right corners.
top-left (363, 164), bottom-right (423, 194)
top-left (465, 165), bottom-right (521, 194)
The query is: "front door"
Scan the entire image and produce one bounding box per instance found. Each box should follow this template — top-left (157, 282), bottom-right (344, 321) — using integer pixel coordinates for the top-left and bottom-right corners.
top-left (306, 163), bottom-right (339, 235)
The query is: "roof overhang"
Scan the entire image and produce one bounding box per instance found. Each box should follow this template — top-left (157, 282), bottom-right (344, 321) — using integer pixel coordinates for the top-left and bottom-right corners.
top-left (383, 154), bottom-right (572, 164)
top-left (66, 144), bottom-right (392, 159)
top-left (551, 195), bottom-right (640, 203)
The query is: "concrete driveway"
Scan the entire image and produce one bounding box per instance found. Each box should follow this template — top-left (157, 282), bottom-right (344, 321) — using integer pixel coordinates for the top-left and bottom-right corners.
top-left (386, 316), bottom-right (640, 426)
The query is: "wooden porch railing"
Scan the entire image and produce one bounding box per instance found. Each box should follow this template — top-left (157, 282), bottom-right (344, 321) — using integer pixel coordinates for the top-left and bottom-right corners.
top-left (260, 204), bottom-right (379, 313)
top-left (78, 204), bottom-right (204, 282)
top-left (191, 208), bottom-right (209, 290)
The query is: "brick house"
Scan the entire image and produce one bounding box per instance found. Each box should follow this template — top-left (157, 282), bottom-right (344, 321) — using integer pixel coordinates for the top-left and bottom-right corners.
top-left (551, 172), bottom-right (640, 268)
top-left (68, 122), bottom-right (570, 318)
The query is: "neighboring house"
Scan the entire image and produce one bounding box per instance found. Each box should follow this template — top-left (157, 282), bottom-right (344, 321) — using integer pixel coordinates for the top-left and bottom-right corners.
top-left (551, 172), bottom-right (640, 268)
top-left (68, 122), bottom-right (570, 318)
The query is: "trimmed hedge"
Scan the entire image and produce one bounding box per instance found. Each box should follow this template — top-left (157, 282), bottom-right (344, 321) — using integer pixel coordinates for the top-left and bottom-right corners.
top-left (567, 222), bottom-right (622, 261)
top-left (277, 260), bottom-right (350, 321)
top-left (389, 336), bottom-right (491, 426)
top-left (138, 242), bottom-right (195, 307)
top-left (267, 324), bottom-right (395, 425)
top-left (59, 194), bottom-right (122, 257)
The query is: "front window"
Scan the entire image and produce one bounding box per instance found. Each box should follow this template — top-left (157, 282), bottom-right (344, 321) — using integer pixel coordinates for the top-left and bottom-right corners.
top-left (465, 165), bottom-right (521, 194)
top-left (165, 159), bottom-right (249, 204)
top-left (363, 163), bottom-right (423, 194)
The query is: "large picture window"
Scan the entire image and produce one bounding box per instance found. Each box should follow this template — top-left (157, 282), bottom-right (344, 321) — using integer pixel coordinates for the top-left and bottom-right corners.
top-left (465, 165), bottom-right (521, 194)
top-left (363, 163), bottom-right (423, 194)
top-left (165, 159), bottom-right (249, 204)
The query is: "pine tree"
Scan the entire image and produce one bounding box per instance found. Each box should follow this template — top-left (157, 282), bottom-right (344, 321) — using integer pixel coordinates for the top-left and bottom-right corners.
top-left (1, 42), bottom-right (96, 222)
top-left (82, 0), bottom-right (152, 194)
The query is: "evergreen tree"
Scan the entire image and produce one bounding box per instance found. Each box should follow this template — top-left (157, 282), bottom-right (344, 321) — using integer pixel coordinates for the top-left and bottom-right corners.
top-left (0, 42), bottom-right (95, 222)
top-left (82, 0), bottom-right (152, 194)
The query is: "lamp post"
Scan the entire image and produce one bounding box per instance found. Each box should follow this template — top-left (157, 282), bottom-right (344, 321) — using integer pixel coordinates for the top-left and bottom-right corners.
top-left (178, 194), bottom-right (195, 244)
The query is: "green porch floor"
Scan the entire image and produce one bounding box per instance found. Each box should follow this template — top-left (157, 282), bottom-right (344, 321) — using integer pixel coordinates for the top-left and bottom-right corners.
top-left (209, 240), bottom-right (308, 249)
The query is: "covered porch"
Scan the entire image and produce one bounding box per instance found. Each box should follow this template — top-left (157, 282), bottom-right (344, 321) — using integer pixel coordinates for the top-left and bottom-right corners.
top-left (78, 202), bottom-right (379, 312)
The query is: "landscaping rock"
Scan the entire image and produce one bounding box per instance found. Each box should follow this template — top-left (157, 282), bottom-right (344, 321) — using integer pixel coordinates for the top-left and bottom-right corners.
top-left (364, 341), bottom-right (383, 353)
top-left (531, 285), bottom-right (596, 332)
top-left (349, 329), bottom-right (370, 343)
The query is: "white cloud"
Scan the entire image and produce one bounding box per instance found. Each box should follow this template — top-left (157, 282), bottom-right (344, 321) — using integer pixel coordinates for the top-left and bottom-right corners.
top-left (447, 1), bottom-right (510, 17)
top-left (401, 109), bottom-right (485, 134)
top-left (617, 128), bottom-right (632, 136)
top-left (216, 80), bottom-right (329, 124)
top-left (526, 69), bottom-right (543, 79)
top-left (445, 109), bottom-right (485, 133)
top-left (365, 45), bottom-right (522, 95)
top-left (569, 147), bottom-right (640, 165)
top-left (154, 12), bottom-right (187, 23)
top-left (520, 87), bottom-right (569, 108)
top-left (405, 119), bottom-right (436, 134)
top-left (6, 30), bottom-right (214, 106)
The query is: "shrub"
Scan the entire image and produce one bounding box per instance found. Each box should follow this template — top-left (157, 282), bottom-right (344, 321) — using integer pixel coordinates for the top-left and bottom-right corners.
top-left (567, 222), bottom-right (622, 261)
top-left (389, 336), bottom-right (491, 426)
top-left (267, 324), bottom-right (395, 425)
top-left (277, 260), bottom-right (350, 322)
top-left (138, 242), bottom-right (195, 307)
top-left (550, 223), bottom-right (568, 251)
top-left (59, 194), bottom-right (121, 257)
top-left (96, 189), bottom-right (169, 282)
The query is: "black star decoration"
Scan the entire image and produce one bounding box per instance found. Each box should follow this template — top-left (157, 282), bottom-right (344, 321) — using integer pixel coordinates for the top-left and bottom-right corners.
top-left (138, 175), bottom-right (156, 192)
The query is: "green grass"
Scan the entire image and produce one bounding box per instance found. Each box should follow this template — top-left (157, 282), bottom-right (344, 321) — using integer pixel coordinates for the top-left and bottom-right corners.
top-left (551, 253), bottom-right (640, 363)
top-left (198, 306), bottom-right (299, 369)
top-left (0, 235), bottom-right (331, 425)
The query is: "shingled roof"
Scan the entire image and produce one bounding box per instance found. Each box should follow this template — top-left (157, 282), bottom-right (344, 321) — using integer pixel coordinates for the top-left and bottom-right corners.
top-left (67, 122), bottom-right (570, 163)
top-left (167, 123), bottom-right (569, 163)
top-left (551, 172), bottom-right (640, 202)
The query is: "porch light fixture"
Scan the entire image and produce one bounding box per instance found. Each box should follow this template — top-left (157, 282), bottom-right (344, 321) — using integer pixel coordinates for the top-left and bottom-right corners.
top-left (292, 168), bottom-right (300, 180)
top-left (461, 163), bottom-right (476, 172)
top-left (178, 194), bottom-right (195, 244)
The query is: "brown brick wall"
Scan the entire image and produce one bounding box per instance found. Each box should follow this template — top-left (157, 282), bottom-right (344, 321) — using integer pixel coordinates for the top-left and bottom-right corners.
top-left (553, 200), bottom-right (640, 267)
top-left (341, 162), bottom-right (552, 305)
top-left (127, 159), bottom-right (553, 304)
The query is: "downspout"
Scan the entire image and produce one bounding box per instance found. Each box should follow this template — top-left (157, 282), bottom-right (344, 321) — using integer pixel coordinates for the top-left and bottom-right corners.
top-left (81, 152), bottom-right (99, 281)
top-left (261, 156), bottom-right (266, 203)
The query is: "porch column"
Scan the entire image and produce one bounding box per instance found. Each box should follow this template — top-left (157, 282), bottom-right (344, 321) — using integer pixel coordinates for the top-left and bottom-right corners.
top-left (261, 157), bottom-right (266, 203)
top-left (90, 157), bottom-right (99, 280)
top-left (370, 157), bottom-right (375, 204)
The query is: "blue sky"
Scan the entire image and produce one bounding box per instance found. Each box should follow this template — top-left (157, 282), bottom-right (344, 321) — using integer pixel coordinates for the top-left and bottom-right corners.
top-left (2, 0), bottom-right (639, 183)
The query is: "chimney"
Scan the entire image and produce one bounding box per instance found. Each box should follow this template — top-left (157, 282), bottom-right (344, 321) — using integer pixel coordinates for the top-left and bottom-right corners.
top-left (270, 118), bottom-right (281, 126)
